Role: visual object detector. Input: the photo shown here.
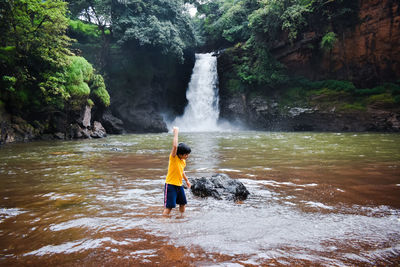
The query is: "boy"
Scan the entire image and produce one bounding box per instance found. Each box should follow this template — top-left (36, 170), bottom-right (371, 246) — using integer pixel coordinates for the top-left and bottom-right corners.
top-left (163, 126), bottom-right (191, 216)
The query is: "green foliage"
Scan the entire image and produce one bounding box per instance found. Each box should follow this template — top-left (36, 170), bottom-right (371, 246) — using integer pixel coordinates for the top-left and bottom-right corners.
top-left (320, 32), bottom-right (337, 51)
top-left (248, 0), bottom-right (285, 44)
top-left (281, 4), bottom-right (310, 43)
top-left (0, 0), bottom-right (73, 113)
top-left (87, 98), bottom-right (94, 107)
top-left (247, 0), bottom-right (313, 45)
top-left (69, 20), bottom-right (101, 41)
top-left (297, 79), bottom-right (356, 92)
top-left (113, 0), bottom-right (196, 61)
top-left (279, 86), bottom-right (309, 108)
top-left (196, 0), bottom-right (258, 46)
top-left (90, 74), bottom-right (110, 107)
top-left (39, 56), bottom-right (110, 111)
top-left (1, 0), bottom-right (72, 67)
top-left (277, 78), bottom-right (400, 112)
top-left (0, 46), bottom-right (16, 64)
top-left (337, 103), bottom-right (366, 112)
top-left (309, 0), bottom-right (359, 30)
top-left (226, 79), bottom-right (245, 94)
top-left (220, 1), bottom-right (253, 43)
top-left (38, 71), bottom-right (68, 109)
top-left (63, 56), bottom-right (92, 110)
top-left (67, 0), bottom-right (111, 23)
top-left (2, 76), bottom-right (17, 92)
top-left (367, 93), bottom-right (395, 105)
top-left (230, 41), bottom-right (288, 89)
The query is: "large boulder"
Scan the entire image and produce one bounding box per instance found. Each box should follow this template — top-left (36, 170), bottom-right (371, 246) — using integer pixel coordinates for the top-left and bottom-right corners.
top-left (101, 109), bottom-right (125, 134)
top-left (0, 115), bottom-right (42, 144)
top-left (113, 101), bottom-right (168, 133)
top-left (190, 173), bottom-right (250, 201)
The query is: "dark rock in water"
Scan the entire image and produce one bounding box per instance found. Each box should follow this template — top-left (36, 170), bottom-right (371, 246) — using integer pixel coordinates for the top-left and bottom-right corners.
top-left (53, 132), bottom-right (65, 140)
top-left (113, 99), bottom-right (168, 133)
top-left (190, 173), bottom-right (250, 201)
top-left (101, 109), bottom-right (125, 134)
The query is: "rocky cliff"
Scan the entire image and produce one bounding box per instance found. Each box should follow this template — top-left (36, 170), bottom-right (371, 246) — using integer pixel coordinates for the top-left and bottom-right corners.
top-left (0, 102), bottom-right (124, 145)
top-left (219, 93), bottom-right (400, 132)
top-left (218, 0), bottom-right (400, 132)
top-left (272, 0), bottom-right (400, 88)
top-left (101, 49), bottom-right (195, 133)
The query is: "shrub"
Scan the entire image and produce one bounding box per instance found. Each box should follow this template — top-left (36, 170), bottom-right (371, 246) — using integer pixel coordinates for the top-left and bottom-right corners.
top-left (355, 86), bottom-right (386, 95)
top-left (2, 76), bottom-right (17, 92)
top-left (338, 103), bottom-right (366, 111)
top-left (367, 93), bottom-right (395, 104)
top-left (64, 56), bottom-right (93, 98)
top-left (90, 74), bottom-right (110, 107)
top-left (69, 20), bottom-right (101, 42)
top-left (320, 32), bottom-right (337, 51)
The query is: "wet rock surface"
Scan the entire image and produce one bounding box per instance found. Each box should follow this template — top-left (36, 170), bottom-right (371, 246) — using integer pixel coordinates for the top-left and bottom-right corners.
top-left (100, 109), bottom-right (125, 134)
top-left (0, 104), bottom-right (110, 145)
top-left (190, 173), bottom-right (250, 201)
top-left (219, 93), bottom-right (400, 132)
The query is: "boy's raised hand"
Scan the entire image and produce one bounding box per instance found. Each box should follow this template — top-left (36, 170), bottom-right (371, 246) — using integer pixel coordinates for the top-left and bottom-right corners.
top-left (171, 126), bottom-right (179, 157)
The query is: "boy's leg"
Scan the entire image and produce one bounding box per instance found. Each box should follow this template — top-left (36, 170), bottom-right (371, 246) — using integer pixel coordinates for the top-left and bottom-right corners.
top-left (177, 186), bottom-right (187, 215)
top-left (163, 208), bottom-right (172, 216)
top-left (179, 205), bottom-right (185, 213)
top-left (163, 184), bottom-right (177, 216)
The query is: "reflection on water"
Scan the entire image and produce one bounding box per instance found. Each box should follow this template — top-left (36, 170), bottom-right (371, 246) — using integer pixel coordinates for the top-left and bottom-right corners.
top-left (186, 132), bottom-right (220, 177)
top-left (0, 132), bottom-right (400, 266)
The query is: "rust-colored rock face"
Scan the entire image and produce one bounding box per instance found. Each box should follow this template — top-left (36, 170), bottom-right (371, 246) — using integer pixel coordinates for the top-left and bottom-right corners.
top-left (275, 0), bottom-right (400, 87)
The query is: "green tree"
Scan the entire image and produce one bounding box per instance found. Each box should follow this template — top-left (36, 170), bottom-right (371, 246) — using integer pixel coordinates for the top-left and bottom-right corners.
top-left (112, 0), bottom-right (196, 62)
top-left (195, 0), bottom-right (258, 48)
top-left (320, 31), bottom-right (337, 51)
top-left (0, 0), bottom-right (109, 117)
top-left (66, 0), bottom-right (112, 71)
top-left (0, 0), bottom-right (72, 113)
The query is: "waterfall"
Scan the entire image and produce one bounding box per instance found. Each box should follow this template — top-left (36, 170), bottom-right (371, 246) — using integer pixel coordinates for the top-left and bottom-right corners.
top-left (171, 53), bottom-right (221, 132)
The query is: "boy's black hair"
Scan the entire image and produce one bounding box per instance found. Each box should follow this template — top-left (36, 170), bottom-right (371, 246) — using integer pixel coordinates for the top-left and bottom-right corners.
top-left (177, 142), bottom-right (191, 155)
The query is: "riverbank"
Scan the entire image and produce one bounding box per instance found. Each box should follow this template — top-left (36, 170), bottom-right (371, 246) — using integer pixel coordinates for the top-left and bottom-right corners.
top-left (219, 92), bottom-right (400, 132)
top-left (0, 104), bottom-right (124, 145)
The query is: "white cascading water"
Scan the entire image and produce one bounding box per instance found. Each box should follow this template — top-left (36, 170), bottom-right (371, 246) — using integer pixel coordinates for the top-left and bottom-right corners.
top-left (172, 53), bottom-right (221, 132)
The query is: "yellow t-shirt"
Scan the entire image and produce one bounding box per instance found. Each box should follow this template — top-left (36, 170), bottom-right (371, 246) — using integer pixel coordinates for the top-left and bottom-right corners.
top-left (165, 154), bottom-right (186, 186)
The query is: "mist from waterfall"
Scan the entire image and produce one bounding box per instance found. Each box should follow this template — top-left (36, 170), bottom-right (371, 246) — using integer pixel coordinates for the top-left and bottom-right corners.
top-left (171, 53), bottom-right (232, 132)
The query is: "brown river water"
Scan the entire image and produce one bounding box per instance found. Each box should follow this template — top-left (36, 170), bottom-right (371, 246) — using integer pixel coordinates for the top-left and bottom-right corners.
top-left (0, 132), bottom-right (399, 266)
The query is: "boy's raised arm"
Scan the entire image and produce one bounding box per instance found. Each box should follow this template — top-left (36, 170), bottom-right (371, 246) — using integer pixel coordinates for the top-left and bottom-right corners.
top-left (170, 126), bottom-right (179, 157)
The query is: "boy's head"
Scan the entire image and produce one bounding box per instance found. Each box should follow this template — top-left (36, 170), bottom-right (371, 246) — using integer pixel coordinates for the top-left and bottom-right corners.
top-left (177, 142), bottom-right (191, 159)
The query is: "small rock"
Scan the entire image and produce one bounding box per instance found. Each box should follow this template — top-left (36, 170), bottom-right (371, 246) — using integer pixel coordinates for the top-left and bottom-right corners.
top-left (54, 132), bottom-right (65, 140)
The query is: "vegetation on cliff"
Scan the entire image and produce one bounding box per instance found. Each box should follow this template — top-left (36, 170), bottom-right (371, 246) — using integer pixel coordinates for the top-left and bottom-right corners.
top-left (194, 0), bottom-right (399, 110)
top-left (0, 0), bottom-right (109, 133)
top-left (66, 0), bottom-right (198, 128)
top-left (1, 0), bottom-right (198, 139)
